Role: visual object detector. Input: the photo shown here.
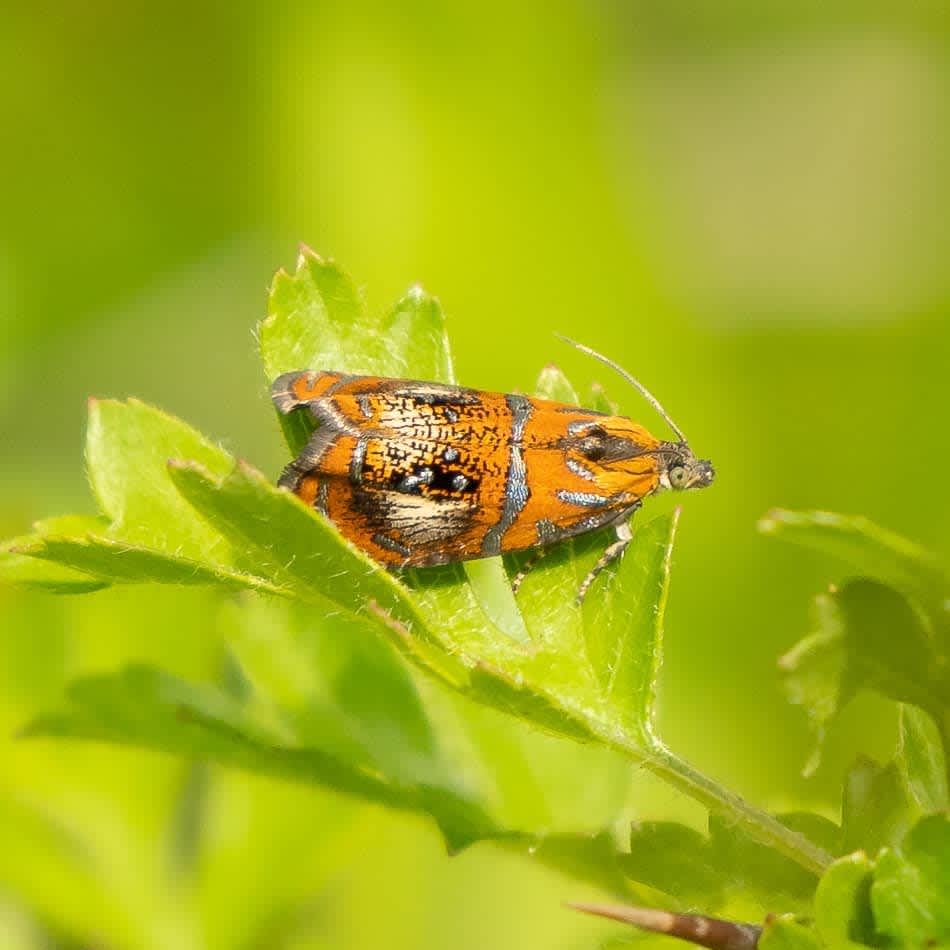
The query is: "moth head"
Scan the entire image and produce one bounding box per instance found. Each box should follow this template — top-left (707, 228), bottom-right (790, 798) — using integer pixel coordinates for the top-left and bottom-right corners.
top-left (555, 336), bottom-right (716, 497)
top-left (658, 444), bottom-right (715, 493)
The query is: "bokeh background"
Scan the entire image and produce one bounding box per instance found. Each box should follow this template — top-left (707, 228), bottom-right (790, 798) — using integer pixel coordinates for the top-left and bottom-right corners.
top-left (2, 3), bottom-right (949, 947)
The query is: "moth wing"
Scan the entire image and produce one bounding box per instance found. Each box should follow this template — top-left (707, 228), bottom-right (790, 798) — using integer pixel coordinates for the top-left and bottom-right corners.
top-left (500, 446), bottom-right (659, 552)
top-left (300, 427), bottom-right (509, 567)
top-left (272, 373), bottom-right (512, 565)
top-left (272, 372), bottom-right (485, 424)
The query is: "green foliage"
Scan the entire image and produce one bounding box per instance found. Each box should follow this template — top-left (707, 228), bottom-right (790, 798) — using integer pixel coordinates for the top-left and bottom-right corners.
top-left (759, 917), bottom-right (824, 950)
top-left (732, 510), bottom-right (950, 949)
top-left (619, 812), bottom-right (839, 912)
top-left (762, 509), bottom-right (950, 830)
top-left (588, 816), bottom-right (950, 950)
top-left (808, 815), bottom-right (950, 949)
top-left (4, 252), bottom-right (950, 948)
top-left (874, 815), bottom-right (950, 945)
top-left (763, 510), bottom-right (950, 771)
top-left (23, 660), bottom-right (496, 854)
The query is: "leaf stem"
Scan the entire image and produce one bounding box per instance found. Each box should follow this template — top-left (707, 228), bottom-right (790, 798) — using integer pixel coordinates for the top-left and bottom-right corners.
top-left (610, 734), bottom-right (834, 877)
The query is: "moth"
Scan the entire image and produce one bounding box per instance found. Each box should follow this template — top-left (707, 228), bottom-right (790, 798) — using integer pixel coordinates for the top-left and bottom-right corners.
top-left (271, 339), bottom-right (714, 601)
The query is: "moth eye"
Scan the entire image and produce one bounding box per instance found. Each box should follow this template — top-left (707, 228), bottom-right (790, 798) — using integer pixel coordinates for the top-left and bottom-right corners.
top-left (579, 427), bottom-right (608, 461)
top-left (669, 465), bottom-right (687, 489)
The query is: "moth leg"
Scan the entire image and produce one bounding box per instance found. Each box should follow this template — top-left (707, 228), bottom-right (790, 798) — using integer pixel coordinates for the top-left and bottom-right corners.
top-left (576, 518), bottom-right (634, 604)
top-left (510, 547), bottom-right (551, 595)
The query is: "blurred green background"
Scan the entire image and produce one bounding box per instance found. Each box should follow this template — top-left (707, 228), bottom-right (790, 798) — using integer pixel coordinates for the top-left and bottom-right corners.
top-left (2, 3), bottom-right (949, 947)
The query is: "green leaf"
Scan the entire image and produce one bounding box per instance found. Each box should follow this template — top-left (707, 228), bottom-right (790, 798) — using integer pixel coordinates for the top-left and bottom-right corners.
top-left (759, 916), bottom-right (823, 950)
top-left (168, 460), bottom-right (419, 618)
top-left (466, 510), bottom-right (682, 746)
top-left (219, 596), bottom-right (444, 787)
top-left (780, 577), bottom-right (950, 774)
top-left (260, 247), bottom-right (453, 384)
top-left (401, 562), bottom-right (529, 670)
top-left (496, 831), bottom-right (642, 901)
top-left (262, 252), bottom-right (456, 458)
top-left (460, 557), bottom-right (530, 645)
top-left (620, 821), bottom-right (726, 907)
top-left (806, 815), bottom-right (950, 950)
top-left (166, 458), bottom-right (471, 688)
top-left (706, 812), bottom-right (834, 907)
top-left (814, 853), bottom-right (876, 950)
top-left (465, 510), bottom-right (675, 737)
top-left (614, 812), bottom-right (835, 911)
top-left (897, 704), bottom-right (949, 814)
top-left (582, 512), bottom-right (677, 737)
top-left (841, 757), bottom-right (914, 856)
top-left (872, 814), bottom-right (950, 947)
top-left (87, 398), bottom-right (234, 561)
top-left (260, 248), bottom-right (366, 381)
top-left (534, 363), bottom-right (580, 404)
top-left (13, 533), bottom-right (283, 595)
top-left (588, 382), bottom-right (618, 415)
top-left (465, 661), bottom-right (598, 742)
top-left (21, 659), bottom-right (654, 893)
top-left (381, 284), bottom-right (455, 383)
top-left (23, 664), bottom-right (495, 854)
top-left (7, 400), bottom-right (288, 595)
top-left (835, 709), bottom-right (950, 894)
top-left (1, 516), bottom-right (109, 592)
top-left (758, 509), bottom-right (950, 620)
top-left (764, 511), bottom-right (950, 788)
top-left (832, 580), bottom-right (947, 712)
top-left (0, 548), bottom-right (107, 593)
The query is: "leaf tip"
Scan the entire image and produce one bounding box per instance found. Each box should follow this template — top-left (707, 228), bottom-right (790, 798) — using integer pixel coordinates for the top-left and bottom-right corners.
top-left (266, 267), bottom-right (291, 297)
top-left (589, 381), bottom-right (618, 412)
top-left (166, 457), bottom-right (209, 478)
top-left (296, 243), bottom-right (333, 273)
top-left (166, 457), bottom-right (220, 493)
top-left (85, 396), bottom-right (106, 429)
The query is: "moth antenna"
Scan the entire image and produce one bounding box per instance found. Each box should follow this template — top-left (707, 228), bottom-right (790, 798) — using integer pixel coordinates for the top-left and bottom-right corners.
top-left (555, 334), bottom-right (688, 443)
